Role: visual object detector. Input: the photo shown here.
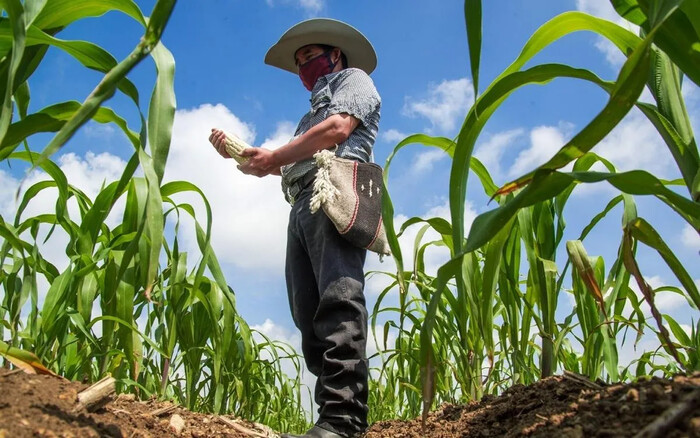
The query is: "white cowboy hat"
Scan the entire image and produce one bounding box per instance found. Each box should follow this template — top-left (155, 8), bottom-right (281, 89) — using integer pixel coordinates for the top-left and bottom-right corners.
top-left (264, 18), bottom-right (377, 75)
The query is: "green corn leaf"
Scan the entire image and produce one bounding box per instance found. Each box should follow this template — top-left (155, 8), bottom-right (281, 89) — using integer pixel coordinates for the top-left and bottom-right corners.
top-left (161, 181), bottom-right (234, 312)
top-left (77, 153), bottom-right (139, 255)
top-left (647, 47), bottom-right (694, 145)
top-left (613, 0), bottom-right (700, 86)
top-left (398, 217), bottom-right (453, 238)
top-left (0, 0), bottom-right (26, 146)
top-left (10, 150), bottom-right (72, 226)
top-left (479, 218), bottom-right (512, 369)
top-left (566, 241), bottom-right (606, 315)
top-left (40, 267), bottom-right (73, 336)
top-left (13, 180), bottom-right (56, 226)
top-left (622, 225), bottom-right (685, 369)
top-left (449, 10), bottom-right (644, 253)
top-left (663, 314), bottom-right (693, 347)
top-left (494, 24), bottom-right (653, 197)
top-left (535, 257), bottom-right (559, 377)
top-left (33, 0), bottom-right (145, 29)
top-left (1, 101), bottom-right (140, 159)
top-left (32, 0), bottom-right (176, 169)
top-left (469, 156), bottom-right (499, 197)
top-left (626, 217), bottom-right (699, 310)
top-left (600, 316), bottom-right (620, 381)
top-left (143, 0), bottom-right (177, 48)
top-left (0, 23), bottom-right (140, 105)
top-left (636, 102), bottom-right (698, 199)
top-left (131, 153), bottom-right (163, 302)
top-left (0, 340), bottom-right (56, 375)
top-left (466, 168), bottom-right (699, 252)
top-left (14, 80), bottom-right (29, 119)
top-left (77, 272), bottom-right (99, 324)
top-left (87, 315), bottom-right (167, 357)
top-left (382, 134), bottom-right (456, 319)
top-left (147, 42), bottom-right (176, 183)
top-left (22, 0), bottom-right (47, 29)
top-left (419, 256), bottom-right (463, 420)
top-left (464, 0), bottom-right (482, 98)
top-left (610, 0), bottom-right (647, 26)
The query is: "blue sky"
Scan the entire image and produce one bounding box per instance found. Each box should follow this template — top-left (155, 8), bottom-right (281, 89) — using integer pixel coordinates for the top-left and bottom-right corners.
top-left (2, 0), bottom-right (699, 397)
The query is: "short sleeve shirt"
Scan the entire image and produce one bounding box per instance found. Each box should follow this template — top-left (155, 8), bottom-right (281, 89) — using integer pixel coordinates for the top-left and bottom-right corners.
top-left (281, 68), bottom-right (381, 203)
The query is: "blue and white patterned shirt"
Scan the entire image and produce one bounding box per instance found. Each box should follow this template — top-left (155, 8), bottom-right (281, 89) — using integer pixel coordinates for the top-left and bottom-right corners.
top-left (281, 68), bottom-right (381, 203)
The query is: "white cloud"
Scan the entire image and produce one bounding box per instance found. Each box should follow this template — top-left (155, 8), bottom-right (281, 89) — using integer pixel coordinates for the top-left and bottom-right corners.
top-left (681, 224), bottom-right (700, 251)
top-left (403, 78), bottom-right (474, 134)
top-left (266, 0), bottom-right (324, 15)
top-left (251, 319), bottom-right (316, 417)
top-left (626, 275), bottom-right (689, 317)
top-left (250, 317), bottom-right (397, 419)
top-left (473, 128), bottom-right (524, 179)
top-left (252, 316), bottom-right (401, 417)
top-left (3, 152), bottom-right (127, 221)
top-left (299, 0), bottom-right (323, 14)
top-left (594, 38), bottom-right (628, 69)
top-left (411, 149), bottom-right (446, 175)
top-left (683, 80), bottom-right (700, 106)
top-left (576, 0), bottom-right (622, 23)
top-left (0, 170), bottom-right (20, 220)
top-left (592, 111), bottom-right (674, 176)
top-left (504, 110), bottom-right (676, 195)
top-left (381, 128), bottom-right (408, 144)
top-left (1, 151), bottom-right (129, 272)
top-left (252, 318), bottom-right (303, 359)
top-left (508, 125), bottom-right (566, 177)
top-left (259, 121), bottom-right (296, 150)
top-left (83, 121), bottom-right (116, 138)
top-left (57, 152), bottom-right (129, 206)
top-left (163, 103), bottom-right (290, 271)
top-left (364, 199), bottom-right (478, 300)
top-left (576, 0), bottom-right (639, 69)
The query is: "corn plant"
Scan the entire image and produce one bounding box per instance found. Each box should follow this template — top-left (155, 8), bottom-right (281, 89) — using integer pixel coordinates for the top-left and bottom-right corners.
top-left (373, 0), bottom-right (699, 422)
top-left (0, 1), bottom-right (309, 432)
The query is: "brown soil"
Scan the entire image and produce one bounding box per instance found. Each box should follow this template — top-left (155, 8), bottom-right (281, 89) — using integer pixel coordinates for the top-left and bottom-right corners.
top-left (0, 370), bottom-right (272, 438)
top-left (366, 372), bottom-right (700, 438)
top-left (0, 369), bottom-right (698, 438)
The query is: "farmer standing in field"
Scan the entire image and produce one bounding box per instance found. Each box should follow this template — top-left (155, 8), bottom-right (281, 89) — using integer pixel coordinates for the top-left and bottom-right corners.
top-left (209, 18), bottom-right (381, 438)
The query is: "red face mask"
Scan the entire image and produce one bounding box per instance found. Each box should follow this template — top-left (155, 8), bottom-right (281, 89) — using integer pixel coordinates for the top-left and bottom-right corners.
top-left (298, 51), bottom-right (336, 91)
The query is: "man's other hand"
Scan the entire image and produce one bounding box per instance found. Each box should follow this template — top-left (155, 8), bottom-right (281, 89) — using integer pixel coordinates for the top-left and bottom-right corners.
top-left (238, 148), bottom-right (280, 177)
top-left (209, 128), bottom-right (231, 159)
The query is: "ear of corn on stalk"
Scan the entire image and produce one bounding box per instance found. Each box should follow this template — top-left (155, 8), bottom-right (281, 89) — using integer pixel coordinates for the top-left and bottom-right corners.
top-left (223, 131), bottom-right (251, 164)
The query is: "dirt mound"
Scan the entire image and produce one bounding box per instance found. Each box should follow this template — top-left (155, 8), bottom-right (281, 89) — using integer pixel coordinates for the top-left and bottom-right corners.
top-left (366, 372), bottom-right (700, 438)
top-left (1, 369), bottom-right (698, 437)
top-left (0, 370), bottom-right (273, 438)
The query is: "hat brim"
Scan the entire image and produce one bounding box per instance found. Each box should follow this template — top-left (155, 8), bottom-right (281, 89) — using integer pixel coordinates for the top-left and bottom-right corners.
top-left (265, 18), bottom-right (377, 75)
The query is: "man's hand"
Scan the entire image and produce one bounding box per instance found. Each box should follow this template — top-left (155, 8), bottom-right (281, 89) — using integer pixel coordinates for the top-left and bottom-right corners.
top-left (209, 128), bottom-right (231, 158)
top-left (238, 147), bottom-right (280, 177)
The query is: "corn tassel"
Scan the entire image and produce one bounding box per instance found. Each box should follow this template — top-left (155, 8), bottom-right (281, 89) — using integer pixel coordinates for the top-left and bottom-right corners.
top-left (223, 131), bottom-right (251, 164)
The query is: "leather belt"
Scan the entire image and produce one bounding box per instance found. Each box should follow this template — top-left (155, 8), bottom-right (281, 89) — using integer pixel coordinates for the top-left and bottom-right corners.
top-left (287, 168), bottom-right (318, 205)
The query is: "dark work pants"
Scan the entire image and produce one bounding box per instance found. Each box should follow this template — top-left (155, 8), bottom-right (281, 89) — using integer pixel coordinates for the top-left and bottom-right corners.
top-left (285, 185), bottom-right (369, 437)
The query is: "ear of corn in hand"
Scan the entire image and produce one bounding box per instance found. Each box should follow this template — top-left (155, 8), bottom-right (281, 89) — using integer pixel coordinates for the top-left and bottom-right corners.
top-left (223, 131), bottom-right (251, 164)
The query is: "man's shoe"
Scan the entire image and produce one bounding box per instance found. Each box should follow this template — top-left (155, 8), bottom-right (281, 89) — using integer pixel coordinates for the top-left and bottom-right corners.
top-left (280, 425), bottom-right (346, 438)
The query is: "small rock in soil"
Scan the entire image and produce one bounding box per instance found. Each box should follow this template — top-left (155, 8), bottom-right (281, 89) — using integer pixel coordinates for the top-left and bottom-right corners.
top-left (625, 387), bottom-right (640, 402)
top-left (170, 413), bottom-right (186, 435)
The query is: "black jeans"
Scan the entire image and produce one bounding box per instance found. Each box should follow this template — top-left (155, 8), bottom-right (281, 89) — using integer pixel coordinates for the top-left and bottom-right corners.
top-left (285, 184), bottom-right (369, 437)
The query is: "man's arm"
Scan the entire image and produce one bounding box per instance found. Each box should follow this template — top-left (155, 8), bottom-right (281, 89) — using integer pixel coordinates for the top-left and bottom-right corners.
top-left (237, 113), bottom-right (359, 177)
